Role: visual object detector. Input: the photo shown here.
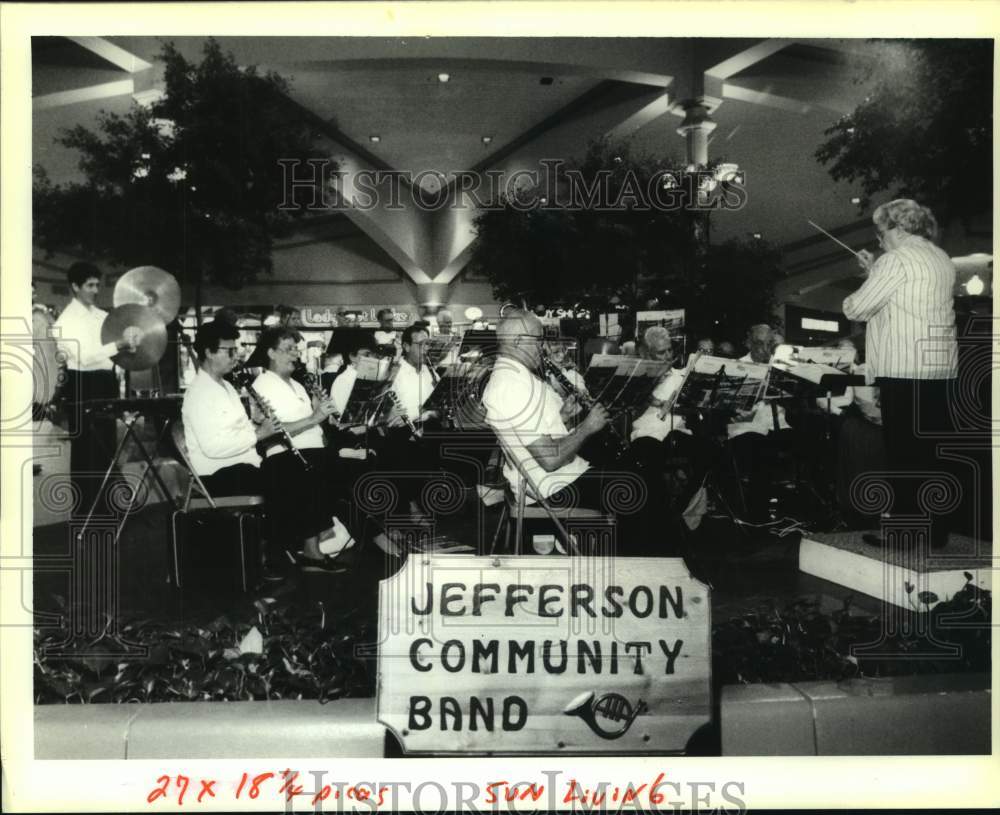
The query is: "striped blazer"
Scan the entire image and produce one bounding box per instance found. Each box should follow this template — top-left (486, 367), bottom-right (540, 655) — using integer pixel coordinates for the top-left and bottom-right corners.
top-left (843, 234), bottom-right (958, 384)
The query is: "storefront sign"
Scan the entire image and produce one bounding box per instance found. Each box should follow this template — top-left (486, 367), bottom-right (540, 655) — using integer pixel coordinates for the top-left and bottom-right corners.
top-left (377, 555), bottom-right (711, 754)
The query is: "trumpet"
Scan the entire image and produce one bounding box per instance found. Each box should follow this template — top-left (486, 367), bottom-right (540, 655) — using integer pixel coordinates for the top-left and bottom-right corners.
top-left (541, 351), bottom-right (630, 460)
top-left (231, 366), bottom-right (312, 470)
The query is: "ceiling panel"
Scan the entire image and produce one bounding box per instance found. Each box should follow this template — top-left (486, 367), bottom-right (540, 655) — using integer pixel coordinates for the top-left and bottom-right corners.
top-left (282, 64), bottom-right (596, 174)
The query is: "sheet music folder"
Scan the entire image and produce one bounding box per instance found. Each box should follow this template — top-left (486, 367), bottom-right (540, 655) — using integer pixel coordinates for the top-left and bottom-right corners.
top-left (769, 344), bottom-right (864, 394)
top-left (674, 355), bottom-right (768, 414)
top-left (340, 356), bottom-right (393, 425)
top-left (583, 354), bottom-right (670, 412)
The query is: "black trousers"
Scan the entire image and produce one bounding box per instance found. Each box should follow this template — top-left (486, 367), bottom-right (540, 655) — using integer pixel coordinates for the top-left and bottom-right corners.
top-left (545, 463), bottom-right (685, 558)
top-left (261, 448), bottom-right (341, 561)
top-left (876, 377), bottom-right (955, 547)
top-left (201, 463), bottom-right (263, 498)
top-left (63, 369), bottom-right (119, 517)
top-left (727, 429), bottom-right (795, 523)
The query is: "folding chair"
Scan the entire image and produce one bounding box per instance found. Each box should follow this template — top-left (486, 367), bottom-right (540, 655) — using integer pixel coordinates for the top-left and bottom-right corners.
top-left (490, 433), bottom-right (607, 556)
top-left (167, 419), bottom-right (265, 591)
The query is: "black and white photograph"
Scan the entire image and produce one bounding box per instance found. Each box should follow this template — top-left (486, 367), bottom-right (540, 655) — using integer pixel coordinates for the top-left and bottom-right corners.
top-left (2, 2), bottom-right (997, 812)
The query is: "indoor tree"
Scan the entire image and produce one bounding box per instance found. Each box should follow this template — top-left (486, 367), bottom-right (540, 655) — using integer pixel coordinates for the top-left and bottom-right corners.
top-left (33, 39), bottom-right (329, 316)
top-left (815, 39), bottom-right (992, 226)
top-left (468, 138), bottom-right (781, 342)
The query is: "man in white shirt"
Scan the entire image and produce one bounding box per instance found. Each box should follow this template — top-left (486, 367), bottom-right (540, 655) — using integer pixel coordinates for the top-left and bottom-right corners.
top-left (482, 310), bottom-right (603, 504)
top-left (483, 312), bottom-right (678, 555)
top-left (53, 262), bottom-right (138, 515)
top-left (628, 327), bottom-right (712, 525)
top-left (428, 309), bottom-right (461, 369)
top-left (389, 324), bottom-right (437, 426)
top-left (379, 324), bottom-right (444, 517)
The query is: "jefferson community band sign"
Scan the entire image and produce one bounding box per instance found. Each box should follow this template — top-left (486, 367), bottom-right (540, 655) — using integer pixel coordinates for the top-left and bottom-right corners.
top-left (377, 555), bottom-right (711, 754)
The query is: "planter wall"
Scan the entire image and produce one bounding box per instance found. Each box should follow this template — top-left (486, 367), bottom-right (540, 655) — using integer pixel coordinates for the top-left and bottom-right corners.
top-left (35, 673), bottom-right (989, 758)
top-left (721, 673), bottom-right (990, 755)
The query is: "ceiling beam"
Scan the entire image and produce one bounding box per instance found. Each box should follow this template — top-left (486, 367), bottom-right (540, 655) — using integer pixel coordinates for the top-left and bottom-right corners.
top-left (604, 91), bottom-right (672, 141)
top-left (703, 39), bottom-right (792, 100)
top-left (33, 78), bottom-right (134, 111)
top-left (721, 82), bottom-right (813, 115)
top-left (66, 36), bottom-right (152, 73)
top-left (705, 39), bottom-right (793, 81)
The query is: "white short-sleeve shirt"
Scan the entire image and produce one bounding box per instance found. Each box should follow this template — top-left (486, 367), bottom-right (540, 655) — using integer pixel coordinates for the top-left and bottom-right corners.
top-left (251, 370), bottom-right (324, 456)
top-left (482, 356), bottom-right (589, 502)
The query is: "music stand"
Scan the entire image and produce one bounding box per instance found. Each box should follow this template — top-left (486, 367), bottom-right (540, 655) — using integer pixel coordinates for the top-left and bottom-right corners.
top-left (456, 329), bottom-right (498, 362)
top-left (75, 396), bottom-right (183, 544)
top-left (421, 362), bottom-right (492, 431)
top-left (338, 356), bottom-right (393, 426)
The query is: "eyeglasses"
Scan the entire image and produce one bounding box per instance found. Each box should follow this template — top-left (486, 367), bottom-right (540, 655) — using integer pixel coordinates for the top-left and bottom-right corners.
top-left (275, 344), bottom-right (299, 355)
top-left (217, 346), bottom-right (239, 357)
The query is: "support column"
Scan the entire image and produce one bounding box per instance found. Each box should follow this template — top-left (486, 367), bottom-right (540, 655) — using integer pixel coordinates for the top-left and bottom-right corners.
top-left (416, 281), bottom-right (451, 317)
top-left (675, 99), bottom-right (718, 168)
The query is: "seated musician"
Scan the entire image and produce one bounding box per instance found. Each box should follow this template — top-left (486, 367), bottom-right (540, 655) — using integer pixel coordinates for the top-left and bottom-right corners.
top-left (629, 326), bottom-right (689, 454)
top-left (388, 324), bottom-right (439, 429)
top-left (725, 323), bottom-right (793, 523)
top-left (382, 324), bottom-right (441, 517)
top-left (432, 309), bottom-right (461, 368)
top-left (373, 307), bottom-right (402, 360)
top-left (482, 311), bottom-right (675, 556)
top-left (181, 320), bottom-right (273, 499)
top-left (629, 327), bottom-right (714, 518)
top-left (183, 321), bottom-right (344, 578)
top-left (251, 327), bottom-right (356, 571)
top-left (729, 323), bottom-right (789, 437)
top-left (542, 339), bottom-right (589, 397)
top-left (329, 333), bottom-right (375, 417)
top-left (319, 351), bottom-right (344, 394)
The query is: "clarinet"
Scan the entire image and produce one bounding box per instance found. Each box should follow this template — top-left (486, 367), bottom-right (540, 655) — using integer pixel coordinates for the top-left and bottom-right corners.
top-left (232, 367), bottom-right (313, 470)
top-left (296, 362), bottom-right (341, 424)
top-left (541, 352), bottom-right (630, 459)
top-left (385, 388), bottom-right (421, 439)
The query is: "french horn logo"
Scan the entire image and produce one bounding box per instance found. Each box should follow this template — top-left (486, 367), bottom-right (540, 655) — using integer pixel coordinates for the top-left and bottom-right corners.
top-left (563, 690), bottom-right (647, 740)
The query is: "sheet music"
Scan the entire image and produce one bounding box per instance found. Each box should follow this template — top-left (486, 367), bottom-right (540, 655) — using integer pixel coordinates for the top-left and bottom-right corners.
top-left (583, 354), bottom-right (670, 411)
top-left (769, 344), bottom-right (858, 391)
top-left (339, 355), bottom-right (392, 425)
top-left (675, 355), bottom-right (768, 413)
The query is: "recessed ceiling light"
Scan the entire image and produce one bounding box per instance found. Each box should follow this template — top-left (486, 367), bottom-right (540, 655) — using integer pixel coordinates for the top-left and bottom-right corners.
top-left (369, 135), bottom-right (381, 143)
top-left (752, 232), bottom-right (763, 240)
top-left (850, 196), bottom-right (861, 204)
top-left (438, 73), bottom-right (450, 83)
top-left (482, 136), bottom-right (492, 145)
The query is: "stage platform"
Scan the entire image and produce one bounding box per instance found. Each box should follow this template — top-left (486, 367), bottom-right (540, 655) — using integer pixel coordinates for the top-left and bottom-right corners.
top-left (799, 530), bottom-right (993, 610)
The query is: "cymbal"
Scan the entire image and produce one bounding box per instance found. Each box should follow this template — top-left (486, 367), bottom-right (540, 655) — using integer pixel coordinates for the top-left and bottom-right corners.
top-left (114, 266), bottom-right (181, 324)
top-left (102, 304), bottom-right (168, 371)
